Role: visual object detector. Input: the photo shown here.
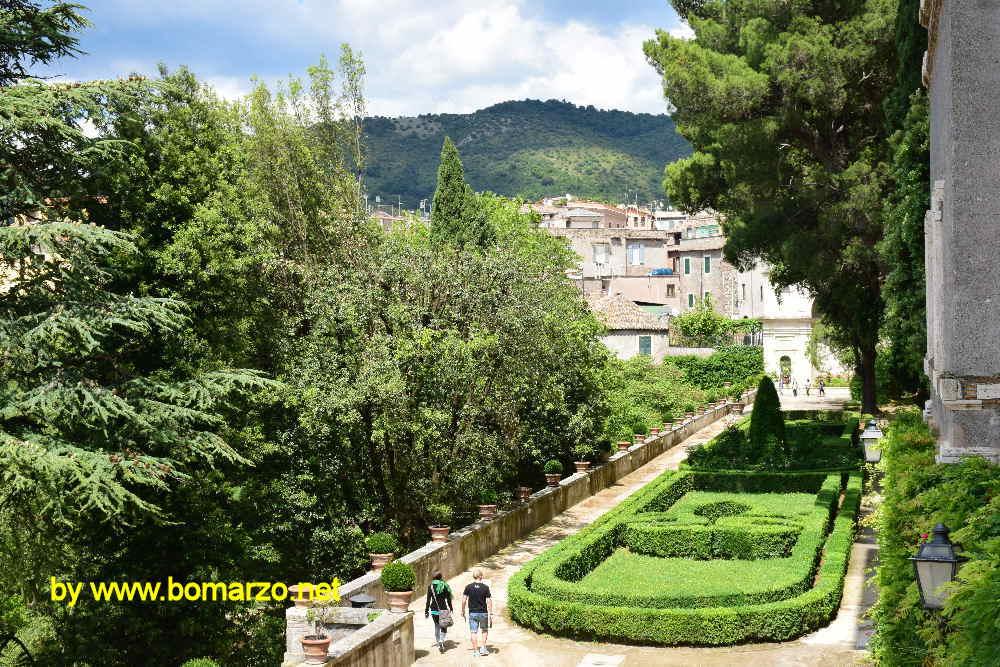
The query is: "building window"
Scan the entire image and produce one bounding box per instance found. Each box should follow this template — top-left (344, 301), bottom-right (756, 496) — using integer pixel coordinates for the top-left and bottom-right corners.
top-left (666, 284), bottom-right (675, 297)
top-left (688, 293), bottom-right (695, 307)
top-left (741, 283), bottom-right (746, 300)
top-left (761, 285), bottom-right (764, 301)
top-left (684, 257), bottom-right (691, 275)
top-left (592, 244), bottom-right (610, 264)
top-left (704, 255), bottom-right (711, 274)
top-left (638, 335), bottom-right (652, 356)
top-left (627, 243), bottom-right (644, 265)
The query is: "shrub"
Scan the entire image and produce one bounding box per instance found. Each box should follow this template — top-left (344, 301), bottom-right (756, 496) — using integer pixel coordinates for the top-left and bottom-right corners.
top-left (427, 503), bottom-right (453, 527)
top-left (749, 376), bottom-right (785, 447)
top-left (181, 660), bottom-right (220, 667)
top-left (572, 442), bottom-right (597, 461)
top-left (508, 470), bottom-right (861, 645)
top-left (365, 532), bottom-right (399, 554)
top-left (543, 459), bottom-right (563, 474)
top-left (380, 560), bottom-right (416, 592)
top-left (669, 345), bottom-right (764, 389)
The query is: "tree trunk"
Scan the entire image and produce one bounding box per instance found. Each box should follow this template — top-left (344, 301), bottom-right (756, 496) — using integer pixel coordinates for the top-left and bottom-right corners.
top-left (859, 341), bottom-right (878, 415)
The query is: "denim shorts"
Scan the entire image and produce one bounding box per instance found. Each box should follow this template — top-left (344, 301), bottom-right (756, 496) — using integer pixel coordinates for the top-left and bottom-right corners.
top-left (468, 612), bottom-right (489, 632)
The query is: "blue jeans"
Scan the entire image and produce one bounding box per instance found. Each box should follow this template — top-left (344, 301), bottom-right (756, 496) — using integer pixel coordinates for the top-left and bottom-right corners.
top-left (468, 612), bottom-right (489, 632)
top-left (430, 613), bottom-right (447, 643)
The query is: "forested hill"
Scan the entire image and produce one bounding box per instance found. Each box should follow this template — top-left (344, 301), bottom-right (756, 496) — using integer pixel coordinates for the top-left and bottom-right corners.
top-left (362, 99), bottom-right (691, 206)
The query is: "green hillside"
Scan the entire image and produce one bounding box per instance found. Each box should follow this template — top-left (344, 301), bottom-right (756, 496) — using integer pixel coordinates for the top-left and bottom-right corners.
top-left (362, 99), bottom-right (691, 207)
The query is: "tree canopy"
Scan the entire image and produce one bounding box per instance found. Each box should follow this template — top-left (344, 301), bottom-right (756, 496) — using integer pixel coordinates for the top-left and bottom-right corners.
top-left (644, 0), bottom-right (898, 413)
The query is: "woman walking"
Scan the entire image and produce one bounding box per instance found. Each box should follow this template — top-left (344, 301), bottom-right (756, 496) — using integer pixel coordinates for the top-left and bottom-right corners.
top-left (424, 571), bottom-right (454, 654)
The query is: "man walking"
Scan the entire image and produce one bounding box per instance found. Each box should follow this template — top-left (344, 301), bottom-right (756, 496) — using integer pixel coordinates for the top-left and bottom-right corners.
top-left (462, 569), bottom-right (493, 657)
top-left (818, 379), bottom-right (826, 396)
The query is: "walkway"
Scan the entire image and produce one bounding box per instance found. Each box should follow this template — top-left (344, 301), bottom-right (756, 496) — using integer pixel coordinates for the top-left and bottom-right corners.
top-left (412, 387), bottom-right (874, 666)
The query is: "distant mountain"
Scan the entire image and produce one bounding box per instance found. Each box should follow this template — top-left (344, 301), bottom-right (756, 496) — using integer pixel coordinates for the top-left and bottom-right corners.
top-left (362, 99), bottom-right (692, 207)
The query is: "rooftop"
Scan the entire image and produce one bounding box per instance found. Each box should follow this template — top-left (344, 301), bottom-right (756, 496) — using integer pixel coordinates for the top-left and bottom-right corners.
top-left (587, 293), bottom-right (670, 331)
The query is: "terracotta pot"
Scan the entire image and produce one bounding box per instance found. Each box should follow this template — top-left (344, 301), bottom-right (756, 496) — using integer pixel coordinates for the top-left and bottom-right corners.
top-left (698, 407), bottom-right (707, 415)
top-left (517, 486), bottom-right (533, 501)
top-left (478, 504), bottom-right (497, 519)
top-left (289, 584), bottom-right (314, 608)
top-left (664, 421), bottom-right (674, 430)
top-left (633, 433), bottom-right (644, 444)
top-left (429, 525), bottom-right (451, 542)
top-left (685, 412), bottom-right (694, 419)
top-left (386, 590), bottom-right (413, 613)
top-left (617, 441), bottom-right (630, 453)
top-left (300, 634), bottom-right (332, 664)
top-left (545, 473), bottom-right (561, 487)
top-left (650, 427), bottom-right (660, 436)
top-left (369, 553), bottom-right (394, 572)
top-left (574, 461), bottom-right (591, 474)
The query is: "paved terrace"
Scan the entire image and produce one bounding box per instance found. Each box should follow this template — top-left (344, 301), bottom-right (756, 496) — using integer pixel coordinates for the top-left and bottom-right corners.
top-left (413, 386), bottom-right (874, 666)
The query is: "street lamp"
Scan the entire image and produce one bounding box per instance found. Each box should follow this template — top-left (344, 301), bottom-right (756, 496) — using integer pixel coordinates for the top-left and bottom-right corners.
top-left (861, 419), bottom-right (884, 463)
top-left (909, 523), bottom-right (967, 609)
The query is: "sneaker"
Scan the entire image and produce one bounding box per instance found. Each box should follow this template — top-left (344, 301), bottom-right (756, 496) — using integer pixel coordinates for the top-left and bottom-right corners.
top-left (479, 647), bottom-right (488, 656)
top-left (438, 641), bottom-right (445, 654)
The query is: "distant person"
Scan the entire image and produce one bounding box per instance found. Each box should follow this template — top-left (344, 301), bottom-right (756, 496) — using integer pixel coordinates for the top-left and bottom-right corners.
top-left (424, 571), bottom-right (453, 654)
top-left (819, 379), bottom-right (826, 397)
top-left (805, 380), bottom-right (811, 396)
top-left (792, 379), bottom-right (798, 397)
top-left (778, 377), bottom-right (785, 394)
top-left (462, 569), bottom-right (493, 657)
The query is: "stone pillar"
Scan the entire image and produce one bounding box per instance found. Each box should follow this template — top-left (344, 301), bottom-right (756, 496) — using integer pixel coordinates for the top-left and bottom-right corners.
top-left (921, 0), bottom-right (1000, 463)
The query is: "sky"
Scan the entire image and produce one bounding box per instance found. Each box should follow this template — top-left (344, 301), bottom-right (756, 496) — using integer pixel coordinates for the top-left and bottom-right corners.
top-left (38, 0), bottom-right (692, 117)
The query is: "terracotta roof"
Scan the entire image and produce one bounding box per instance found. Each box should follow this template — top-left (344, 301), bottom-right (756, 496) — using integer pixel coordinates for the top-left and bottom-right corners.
top-left (587, 293), bottom-right (670, 331)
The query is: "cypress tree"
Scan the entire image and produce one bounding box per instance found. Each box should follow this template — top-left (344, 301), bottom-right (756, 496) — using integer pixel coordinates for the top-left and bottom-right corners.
top-left (430, 136), bottom-right (467, 244)
top-left (749, 376), bottom-right (785, 447)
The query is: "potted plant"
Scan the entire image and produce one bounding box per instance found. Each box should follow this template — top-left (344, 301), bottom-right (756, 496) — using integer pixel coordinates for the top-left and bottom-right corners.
top-left (572, 443), bottom-right (594, 473)
top-left (543, 459), bottom-right (563, 486)
top-left (380, 560), bottom-right (416, 613)
top-left (516, 486), bottom-right (533, 501)
top-left (427, 503), bottom-right (453, 543)
top-left (616, 440), bottom-right (631, 453)
top-left (633, 433), bottom-right (645, 444)
top-left (365, 532), bottom-right (399, 572)
top-left (289, 583), bottom-right (315, 608)
top-left (301, 605), bottom-right (336, 664)
top-left (663, 420), bottom-right (674, 430)
top-left (650, 426), bottom-right (660, 436)
top-left (477, 490), bottom-right (498, 519)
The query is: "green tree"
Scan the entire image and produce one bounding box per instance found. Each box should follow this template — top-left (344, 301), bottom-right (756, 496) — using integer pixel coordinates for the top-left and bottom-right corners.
top-left (0, 0), bottom-right (86, 85)
top-left (429, 136), bottom-right (494, 248)
top-left (748, 376), bottom-right (785, 448)
top-left (645, 0), bottom-right (898, 414)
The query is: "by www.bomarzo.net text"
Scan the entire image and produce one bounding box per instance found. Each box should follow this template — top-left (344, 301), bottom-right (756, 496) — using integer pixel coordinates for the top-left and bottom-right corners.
top-left (50, 577), bottom-right (341, 607)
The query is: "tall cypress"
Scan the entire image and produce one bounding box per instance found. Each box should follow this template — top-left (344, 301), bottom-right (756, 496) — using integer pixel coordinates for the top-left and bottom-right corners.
top-left (749, 376), bottom-right (785, 447)
top-left (430, 136), bottom-right (467, 244)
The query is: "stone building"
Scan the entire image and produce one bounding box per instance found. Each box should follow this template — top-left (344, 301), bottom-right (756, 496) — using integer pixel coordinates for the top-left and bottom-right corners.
top-left (920, 0), bottom-right (1000, 462)
top-left (586, 293), bottom-right (670, 361)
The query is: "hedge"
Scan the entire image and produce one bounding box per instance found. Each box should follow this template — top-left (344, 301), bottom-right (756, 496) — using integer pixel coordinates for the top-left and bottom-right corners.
top-left (508, 471), bottom-right (862, 645)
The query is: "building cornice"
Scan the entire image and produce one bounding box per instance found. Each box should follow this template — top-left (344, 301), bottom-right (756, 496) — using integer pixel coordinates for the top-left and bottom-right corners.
top-left (920, 0), bottom-right (943, 87)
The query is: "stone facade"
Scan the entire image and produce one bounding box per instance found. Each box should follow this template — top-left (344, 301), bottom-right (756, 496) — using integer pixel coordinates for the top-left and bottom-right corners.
top-left (921, 0), bottom-right (1000, 463)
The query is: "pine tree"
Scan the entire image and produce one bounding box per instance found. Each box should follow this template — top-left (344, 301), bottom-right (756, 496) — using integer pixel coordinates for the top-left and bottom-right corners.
top-left (748, 376), bottom-right (785, 447)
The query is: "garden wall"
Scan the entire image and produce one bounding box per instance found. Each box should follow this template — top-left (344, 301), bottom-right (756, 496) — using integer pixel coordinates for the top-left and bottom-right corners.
top-left (283, 607), bottom-right (413, 667)
top-left (282, 391), bottom-right (755, 663)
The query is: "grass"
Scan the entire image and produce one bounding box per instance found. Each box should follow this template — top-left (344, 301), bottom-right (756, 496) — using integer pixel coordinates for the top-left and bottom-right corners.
top-left (655, 490), bottom-right (817, 525)
top-left (579, 547), bottom-right (815, 606)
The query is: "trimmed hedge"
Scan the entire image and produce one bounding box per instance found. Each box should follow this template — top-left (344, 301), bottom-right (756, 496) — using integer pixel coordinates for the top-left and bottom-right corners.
top-left (508, 471), bottom-right (862, 645)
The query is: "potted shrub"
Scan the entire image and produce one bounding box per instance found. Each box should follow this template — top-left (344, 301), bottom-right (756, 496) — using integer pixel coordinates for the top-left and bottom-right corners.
top-left (365, 532), bottom-right (399, 572)
top-left (572, 443), bottom-right (594, 473)
top-left (427, 503), bottom-right (453, 543)
top-left (516, 486), bottom-right (532, 501)
top-left (543, 459), bottom-right (563, 486)
top-left (380, 560), bottom-right (416, 613)
top-left (301, 606), bottom-right (336, 664)
top-left (650, 426), bottom-right (660, 436)
top-left (477, 490), bottom-right (498, 519)
top-left (663, 420), bottom-right (674, 430)
top-left (616, 440), bottom-right (631, 453)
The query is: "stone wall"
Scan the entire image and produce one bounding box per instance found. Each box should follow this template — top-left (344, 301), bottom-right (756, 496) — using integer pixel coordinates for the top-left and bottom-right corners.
top-left (921, 0), bottom-right (1000, 463)
top-left (283, 607), bottom-right (413, 667)
top-left (282, 393), bottom-right (753, 663)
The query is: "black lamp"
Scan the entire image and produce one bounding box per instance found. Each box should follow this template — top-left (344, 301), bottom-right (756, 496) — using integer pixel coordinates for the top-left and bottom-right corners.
top-left (861, 419), bottom-right (884, 463)
top-left (909, 523), bottom-right (967, 609)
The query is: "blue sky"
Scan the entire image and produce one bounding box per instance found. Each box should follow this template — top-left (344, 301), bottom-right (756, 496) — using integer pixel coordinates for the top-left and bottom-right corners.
top-left (39, 0), bottom-right (691, 116)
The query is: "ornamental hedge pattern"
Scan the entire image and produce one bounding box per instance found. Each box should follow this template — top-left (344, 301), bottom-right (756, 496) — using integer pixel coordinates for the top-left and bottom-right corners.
top-left (508, 467), bottom-right (862, 645)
